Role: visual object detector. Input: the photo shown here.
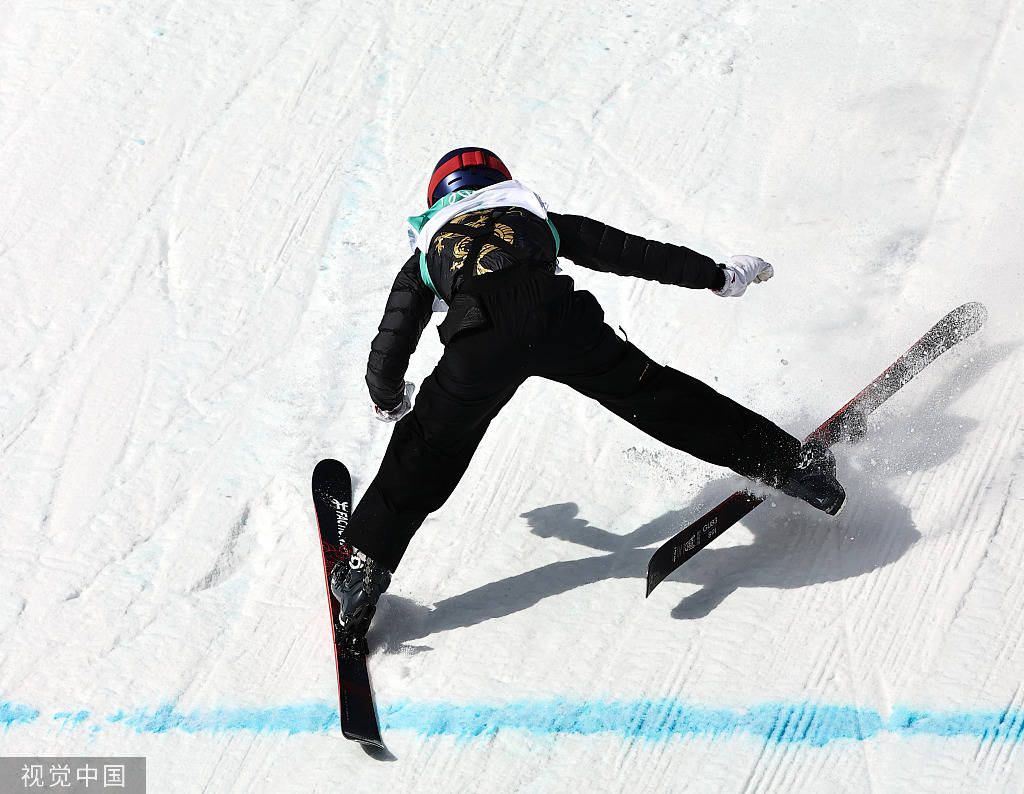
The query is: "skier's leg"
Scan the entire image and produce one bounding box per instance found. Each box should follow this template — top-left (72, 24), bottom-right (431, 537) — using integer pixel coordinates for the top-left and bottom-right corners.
top-left (334, 271), bottom-right (554, 638)
top-left (536, 289), bottom-right (801, 483)
top-left (607, 352), bottom-right (844, 512)
top-left (575, 344), bottom-right (800, 482)
top-left (344, 346), bottom-right (524, 574)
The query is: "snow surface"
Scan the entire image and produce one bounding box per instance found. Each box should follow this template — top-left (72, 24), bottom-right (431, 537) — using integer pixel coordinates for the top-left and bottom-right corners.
top-left (1, 0), bottom-right (1023, 791)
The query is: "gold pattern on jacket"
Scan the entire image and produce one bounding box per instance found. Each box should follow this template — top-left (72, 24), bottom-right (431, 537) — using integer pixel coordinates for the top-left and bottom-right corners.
top-left (433, 208), bottom-right (521, 277)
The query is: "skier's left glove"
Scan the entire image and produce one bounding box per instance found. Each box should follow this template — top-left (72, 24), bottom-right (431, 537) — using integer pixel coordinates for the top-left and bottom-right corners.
top-left (714, 255), bottom-right (774, 298)
top-left (374, 381), bottom-right (415, 423)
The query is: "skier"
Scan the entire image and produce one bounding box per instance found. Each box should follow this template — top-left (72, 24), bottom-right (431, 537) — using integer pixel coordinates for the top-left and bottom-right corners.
top-left (330, 146), bottom-right (846, 646)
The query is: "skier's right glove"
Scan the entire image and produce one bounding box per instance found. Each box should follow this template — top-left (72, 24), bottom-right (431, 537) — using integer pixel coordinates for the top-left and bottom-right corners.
top-left (374, 381), bottom-right (415, 423)
top-left (713, 254), bottom-right (774, 298)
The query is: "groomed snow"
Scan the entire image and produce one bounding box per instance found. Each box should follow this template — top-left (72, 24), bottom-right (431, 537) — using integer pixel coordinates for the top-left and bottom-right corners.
top-left (1, 1), bottom-right (1022, 791)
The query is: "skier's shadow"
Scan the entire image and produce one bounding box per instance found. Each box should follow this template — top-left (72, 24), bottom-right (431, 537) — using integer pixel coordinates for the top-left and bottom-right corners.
top-left (377, 339), bottom-right (1015, 647)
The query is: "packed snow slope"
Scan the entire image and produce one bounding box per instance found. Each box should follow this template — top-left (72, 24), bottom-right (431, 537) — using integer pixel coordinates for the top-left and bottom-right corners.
top-left (2, 0), bottom-right (1023, 791)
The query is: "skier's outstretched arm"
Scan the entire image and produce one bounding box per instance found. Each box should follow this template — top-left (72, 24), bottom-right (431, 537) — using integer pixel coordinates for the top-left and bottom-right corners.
top-left (549, 211), bottom-right (722, 288)
top-left (365, 252), bottom-right (434, 414)
top-left (548, 212), bottom-right (773, 297)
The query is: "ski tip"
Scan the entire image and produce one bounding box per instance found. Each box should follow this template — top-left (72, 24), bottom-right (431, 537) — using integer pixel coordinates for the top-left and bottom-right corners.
top-left (313, 458), bottom-right (350, 484)
top-left (314, 457), bottom-right (346, 474)
top-left (954, 302), bottom-right (988, 335)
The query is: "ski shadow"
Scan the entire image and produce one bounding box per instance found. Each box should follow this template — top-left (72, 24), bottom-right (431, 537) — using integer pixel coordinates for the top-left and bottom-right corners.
top-left (377, 338), bottom-right (1015, 646)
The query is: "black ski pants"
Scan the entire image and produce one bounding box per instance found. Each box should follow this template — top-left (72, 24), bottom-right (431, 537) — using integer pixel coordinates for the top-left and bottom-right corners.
top-left (345, 268), bottom-right (800, 572)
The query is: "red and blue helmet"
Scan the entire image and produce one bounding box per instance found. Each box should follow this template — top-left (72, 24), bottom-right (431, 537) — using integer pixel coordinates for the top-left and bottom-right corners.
top-left (427, 147), bottom-right (512, 208)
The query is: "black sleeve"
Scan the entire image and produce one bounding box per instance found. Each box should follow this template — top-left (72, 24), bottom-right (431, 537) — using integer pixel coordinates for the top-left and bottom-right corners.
top-left (549, 211), bottom-right (726, 291)
top-left (365, 252), bottom-right (435, 410)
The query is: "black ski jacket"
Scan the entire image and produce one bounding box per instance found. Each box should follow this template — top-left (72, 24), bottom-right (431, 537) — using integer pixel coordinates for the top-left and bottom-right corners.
top-left (365, 209), bottom-right (725, 410)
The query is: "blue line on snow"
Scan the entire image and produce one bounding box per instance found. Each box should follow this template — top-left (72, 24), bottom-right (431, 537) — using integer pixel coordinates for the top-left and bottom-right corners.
top-left (0, 700), bottom-right (39, 728)
top-left (53, 710), bottom-right (90, 731)
top-left (383, 700), bottom-right (886, 746)
top-left (14, 699), bottom-right (1016, 745)
top-left (6, 697), bottom-right (1024, 744)
top-left (105, 703), bottom-right (337, 736)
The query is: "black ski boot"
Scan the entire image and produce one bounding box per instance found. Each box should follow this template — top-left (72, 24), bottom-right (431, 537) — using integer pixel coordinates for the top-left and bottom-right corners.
top-left (779, 440), bottom-right (847, 516)
top-left (329, 546), bottom-right (391, 654)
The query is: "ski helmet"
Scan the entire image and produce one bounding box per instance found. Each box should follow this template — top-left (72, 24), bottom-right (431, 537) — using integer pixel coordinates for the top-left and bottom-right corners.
top-left (426, 147), bottom-right (511, 208)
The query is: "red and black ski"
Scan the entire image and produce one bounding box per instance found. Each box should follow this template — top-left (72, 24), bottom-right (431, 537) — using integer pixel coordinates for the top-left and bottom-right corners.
top-left (311, 458), bottom-right (385, 749)
top-left (645, 301), bottom-right (988, 597)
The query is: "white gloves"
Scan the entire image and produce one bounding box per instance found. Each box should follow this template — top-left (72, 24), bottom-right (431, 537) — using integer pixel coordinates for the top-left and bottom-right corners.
top-left (374, 381), bottom-right (416, 423)
top-left (714, 255), bottom-right (775, 298)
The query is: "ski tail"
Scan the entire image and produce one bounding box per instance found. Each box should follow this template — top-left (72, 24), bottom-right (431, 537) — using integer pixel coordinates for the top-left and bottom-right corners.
top-left (646, 491), bottom-right (763, 596)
